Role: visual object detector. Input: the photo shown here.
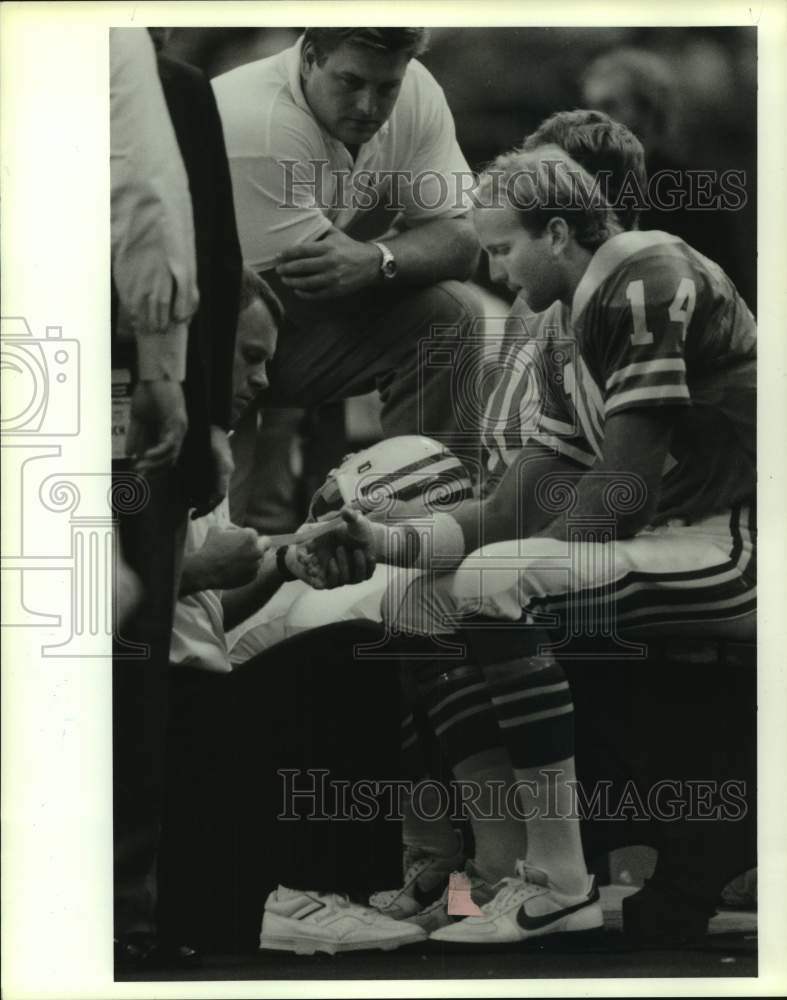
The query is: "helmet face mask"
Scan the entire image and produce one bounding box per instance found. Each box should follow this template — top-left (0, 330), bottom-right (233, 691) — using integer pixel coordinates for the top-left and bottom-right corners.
top-left (307, 435), bottom-right (473, 523)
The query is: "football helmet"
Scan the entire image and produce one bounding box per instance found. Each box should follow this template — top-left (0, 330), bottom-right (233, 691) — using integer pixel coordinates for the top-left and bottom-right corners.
top-left (307, 435), bottom-right (473, 522)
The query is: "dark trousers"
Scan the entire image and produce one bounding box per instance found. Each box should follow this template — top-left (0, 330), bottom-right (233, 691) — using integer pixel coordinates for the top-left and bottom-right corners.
top-left (264, 277), bottom-right (483, 445)
top-left (113, 463), bottom-right (187, 938)
top-left (158, 621), bottom-right (403, 951)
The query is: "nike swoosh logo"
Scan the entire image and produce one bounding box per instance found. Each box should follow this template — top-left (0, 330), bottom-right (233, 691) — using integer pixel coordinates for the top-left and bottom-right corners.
top-left (516, 879), bottom-right (599, 931)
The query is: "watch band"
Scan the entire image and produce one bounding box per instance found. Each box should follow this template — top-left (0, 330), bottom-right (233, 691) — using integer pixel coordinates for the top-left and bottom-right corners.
top-left (276, 545), bottom-right (297, 582)
top-left (372, 241), bottom-right (397, 280)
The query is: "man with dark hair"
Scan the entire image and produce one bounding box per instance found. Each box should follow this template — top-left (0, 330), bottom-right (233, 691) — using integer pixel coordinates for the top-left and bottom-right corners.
top-left (522, 108), bottom-right (648, 230)
top-left (303, 26), bottom-right (429, 64)
top-left (212, 27), bottom-right (483, 505)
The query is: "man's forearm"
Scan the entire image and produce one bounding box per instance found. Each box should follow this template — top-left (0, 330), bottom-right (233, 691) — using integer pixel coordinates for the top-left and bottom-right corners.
top-left (382, 217), bottom-right (480, 286)
top-left (536, 468), bottom-right (658, 542)
top-left (179, 553), bottom-right (213, 597)
top-left (221, 552), bottom-right (283, 632)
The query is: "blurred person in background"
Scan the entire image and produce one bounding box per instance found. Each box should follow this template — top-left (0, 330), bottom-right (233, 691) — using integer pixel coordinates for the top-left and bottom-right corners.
top-left (581, 47), bottom-right (748, 304)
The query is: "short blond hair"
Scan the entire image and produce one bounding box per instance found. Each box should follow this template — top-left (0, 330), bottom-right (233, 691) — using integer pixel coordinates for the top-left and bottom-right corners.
top-left (475, 144), bottom-right (621, 252)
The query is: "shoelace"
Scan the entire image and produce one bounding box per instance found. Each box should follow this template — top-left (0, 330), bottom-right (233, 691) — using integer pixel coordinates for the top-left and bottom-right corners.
top-left (479, 864), bottom-right (549, 917)
top-left (371, 854), bottom-right (443, 907)
top-left (372, 857), bottom-right (434, 906)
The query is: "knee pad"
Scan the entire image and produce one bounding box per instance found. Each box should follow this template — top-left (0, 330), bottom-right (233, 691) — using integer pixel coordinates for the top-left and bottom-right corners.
top-left (415, 660), bottom-right (500, 769)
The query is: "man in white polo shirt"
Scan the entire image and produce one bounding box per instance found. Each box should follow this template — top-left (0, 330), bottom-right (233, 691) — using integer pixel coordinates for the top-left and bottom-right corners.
top-left (212, 28), bottom-right (483, 466)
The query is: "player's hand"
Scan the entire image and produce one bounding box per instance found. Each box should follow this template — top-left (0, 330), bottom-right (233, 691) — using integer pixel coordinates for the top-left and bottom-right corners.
top-left (297, 507), bottom-right (377, 589)
top-left (275, 229), bottom-right (381, 300)
top-left (191, 425), bottom-right (235, 519)
top-left (135, 272), bottom-right (199, 335)
top-left (127, 378), bottom-right (188, 474)
top-left (188, 525), bottom-right (269, 591)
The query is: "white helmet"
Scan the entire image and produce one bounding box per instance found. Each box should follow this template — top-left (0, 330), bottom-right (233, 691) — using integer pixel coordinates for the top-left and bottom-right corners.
top-left (307, 435), bottom-right (473, 522)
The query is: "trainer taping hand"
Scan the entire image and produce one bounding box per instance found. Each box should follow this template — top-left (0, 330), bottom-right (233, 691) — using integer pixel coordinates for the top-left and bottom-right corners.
top-left (181, 525), bottom-right (269, 595)
top-left (297, 507), bottom-right (377, 589)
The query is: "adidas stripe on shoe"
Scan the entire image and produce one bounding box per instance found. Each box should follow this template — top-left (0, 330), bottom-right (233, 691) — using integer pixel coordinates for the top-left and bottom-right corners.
top-left (260, 886), bottom-right (427, 955)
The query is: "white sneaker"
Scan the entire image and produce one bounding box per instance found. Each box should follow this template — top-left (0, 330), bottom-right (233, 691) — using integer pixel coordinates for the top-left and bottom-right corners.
top-left (430, 862), bottom-right (603, 945)
top-left (369, 834), bottom-right (465, 920)
top-left (259, 886), bottom-right (428, 955)
top-left (410, 859), bottom-right (497, 933)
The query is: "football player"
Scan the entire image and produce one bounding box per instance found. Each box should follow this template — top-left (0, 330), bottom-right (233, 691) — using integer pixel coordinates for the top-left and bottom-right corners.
top-left (302, 140), bottom-right (756, 946)
top-left (294, 112), bottom-right (645, 931)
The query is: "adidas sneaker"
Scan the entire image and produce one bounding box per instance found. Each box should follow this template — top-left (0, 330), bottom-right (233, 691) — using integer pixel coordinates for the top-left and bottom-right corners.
top-left (259, 886), bottom-right (427, 955)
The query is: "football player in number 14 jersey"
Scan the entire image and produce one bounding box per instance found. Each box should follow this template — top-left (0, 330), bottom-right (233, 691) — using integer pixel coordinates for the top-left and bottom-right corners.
top-left (299, 141), bottom-right (756, 947)
top-left (568, 227), bottom-right (756, 524)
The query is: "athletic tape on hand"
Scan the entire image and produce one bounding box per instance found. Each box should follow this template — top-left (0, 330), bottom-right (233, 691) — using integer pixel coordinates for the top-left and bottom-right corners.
top-left (267, 515), bottom-right (345, 548)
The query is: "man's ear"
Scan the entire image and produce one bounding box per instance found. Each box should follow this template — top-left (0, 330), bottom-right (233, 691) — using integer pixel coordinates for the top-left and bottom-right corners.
top-left (301, 41), bottom-right (316, 74)
top-left (546, 216), bottom-right (570, 257)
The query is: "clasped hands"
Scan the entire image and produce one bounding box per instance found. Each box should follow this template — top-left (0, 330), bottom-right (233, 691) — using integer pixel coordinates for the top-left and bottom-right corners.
top-left (275, 228), bottom-right (381, 299)
top-left (191, 507), bottom-right (377, 593)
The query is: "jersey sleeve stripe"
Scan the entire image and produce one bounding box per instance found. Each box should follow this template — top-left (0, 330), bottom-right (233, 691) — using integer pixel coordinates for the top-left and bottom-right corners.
top-left (605, 358), bottom-right (687, 391)
top-left (605, 385), bottom-right (691, 413)
top-left (539, 414), bottom-right (578, 436)
top-left (537, 434), bottom-right (597, 467)
top-left (608, 370), bottom-right (690, 398)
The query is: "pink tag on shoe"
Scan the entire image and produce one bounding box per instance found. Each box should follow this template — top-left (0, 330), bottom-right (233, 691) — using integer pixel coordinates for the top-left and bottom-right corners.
top-left (447, 871), bottom-right (483, 916)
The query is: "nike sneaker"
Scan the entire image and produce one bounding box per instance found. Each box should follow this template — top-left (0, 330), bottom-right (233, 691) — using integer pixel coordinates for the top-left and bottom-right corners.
top-left (430, 861), bottom-right (603, 945)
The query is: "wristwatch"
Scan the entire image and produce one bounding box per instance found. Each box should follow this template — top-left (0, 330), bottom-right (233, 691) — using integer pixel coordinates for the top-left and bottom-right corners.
top-left (372, 241), bottom-right (398, 281)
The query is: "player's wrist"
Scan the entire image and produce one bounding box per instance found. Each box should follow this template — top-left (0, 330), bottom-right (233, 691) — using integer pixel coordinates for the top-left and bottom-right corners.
top-left (276, 545), bottom-right (300, 582)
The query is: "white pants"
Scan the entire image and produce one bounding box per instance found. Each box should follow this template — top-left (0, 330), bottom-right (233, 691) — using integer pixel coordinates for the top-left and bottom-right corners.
top-left (384, 506), bottom-right (756, 644)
